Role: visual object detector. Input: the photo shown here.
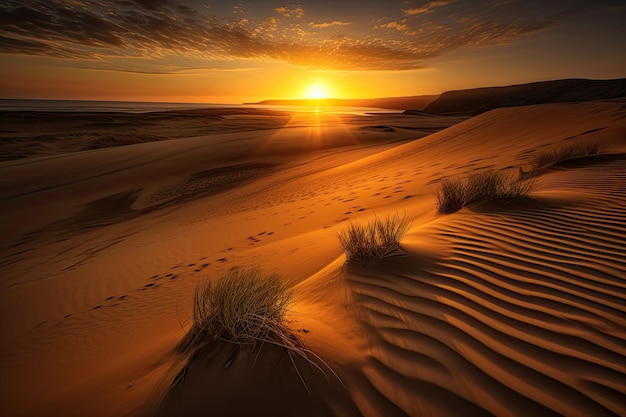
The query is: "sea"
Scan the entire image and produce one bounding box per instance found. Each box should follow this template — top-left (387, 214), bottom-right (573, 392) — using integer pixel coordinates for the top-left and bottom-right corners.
top-left (0, 99), bottom-right (401, 116)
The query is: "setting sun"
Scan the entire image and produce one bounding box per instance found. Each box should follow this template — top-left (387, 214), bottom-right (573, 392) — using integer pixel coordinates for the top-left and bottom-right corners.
top-left (2, 1), bottom-right (625, 417)
top-left (304, 82), bottom-right (331, 99)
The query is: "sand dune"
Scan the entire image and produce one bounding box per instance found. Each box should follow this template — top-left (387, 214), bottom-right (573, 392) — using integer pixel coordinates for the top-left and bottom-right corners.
top-left (1, 99), bottom-right (625, 416)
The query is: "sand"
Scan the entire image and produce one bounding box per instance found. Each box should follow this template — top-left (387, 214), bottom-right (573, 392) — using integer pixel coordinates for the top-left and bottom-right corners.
top-left (0, 100), bottom-right (624, 417)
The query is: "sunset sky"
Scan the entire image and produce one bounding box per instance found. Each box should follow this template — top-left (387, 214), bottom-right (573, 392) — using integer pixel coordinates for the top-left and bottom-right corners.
top-left (1, 0), bottom-right (624, 103)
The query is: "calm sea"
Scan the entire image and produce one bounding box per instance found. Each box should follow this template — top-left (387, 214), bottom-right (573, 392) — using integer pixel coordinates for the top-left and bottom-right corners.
top-left (0, 99), bottom-right (401, 116)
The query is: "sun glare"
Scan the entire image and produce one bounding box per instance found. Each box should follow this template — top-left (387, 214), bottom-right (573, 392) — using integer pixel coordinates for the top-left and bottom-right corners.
top-left (304, 82), bottom-right (330, 99)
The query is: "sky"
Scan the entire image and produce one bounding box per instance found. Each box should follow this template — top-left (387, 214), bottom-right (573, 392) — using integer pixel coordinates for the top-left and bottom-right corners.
top-left (0, 0), bottom-right (625, 103)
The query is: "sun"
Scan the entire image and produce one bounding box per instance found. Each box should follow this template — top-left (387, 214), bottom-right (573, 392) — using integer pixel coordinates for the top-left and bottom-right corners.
top-left (304, 82), bottom-right (331, 99)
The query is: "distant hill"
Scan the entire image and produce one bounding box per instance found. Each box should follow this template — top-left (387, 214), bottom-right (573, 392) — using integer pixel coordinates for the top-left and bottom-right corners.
top-left (245, 95), bottom-right (439, 111)
top-left (422, 78), bottom-right (626, 115)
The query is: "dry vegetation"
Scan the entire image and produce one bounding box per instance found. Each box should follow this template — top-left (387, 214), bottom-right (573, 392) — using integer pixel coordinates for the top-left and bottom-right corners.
top-left (180, 267), bottom-right (300, 354)
top-left (177, 266), bottom-right (338, 392)
top-left (520, 141), bottom-right (606, 179)
top-left (338, 212), bottom-right (411, 263)
top-left (437, 170), bottom-right (535, 214)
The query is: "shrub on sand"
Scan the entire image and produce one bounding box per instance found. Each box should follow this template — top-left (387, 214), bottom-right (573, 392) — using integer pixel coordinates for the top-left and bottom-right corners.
top-left (436, 177), bottom-right (467, 214)
top-left (338, 212), bottom-right (411, 263)
top-left (180, 267), bottom-right (299, 354)
top-left (437, 170), bottom-right (535, 214)
top-left (177, 266), bottom-right (338, 391)
top-left (520, 141), bottom-right (606, 179)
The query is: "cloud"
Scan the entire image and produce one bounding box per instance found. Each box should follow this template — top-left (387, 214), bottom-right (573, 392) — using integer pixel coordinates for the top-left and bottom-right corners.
top-left (402, 0), bottom-right (457, 16)
top-left (0, 0), bottom-right (573, 71)
top-left (274, 5), bottom-right (304, 19)
top-left (132, 0), bottom-right (169, 10)
top-left (309, 21), bottom-right (352, 29)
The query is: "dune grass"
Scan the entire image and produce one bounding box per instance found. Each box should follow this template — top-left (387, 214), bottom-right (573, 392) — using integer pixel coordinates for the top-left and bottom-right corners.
top-left (176, 266), bottom-right (338, 391)
top-left (338, 212), bottom-right (411, 263)
top-left (180, 267), bottom-right (297, 354)
top-left (520, 141), bottom-right (606, 179)
top-left (437, 170), bottom-right (535, 214)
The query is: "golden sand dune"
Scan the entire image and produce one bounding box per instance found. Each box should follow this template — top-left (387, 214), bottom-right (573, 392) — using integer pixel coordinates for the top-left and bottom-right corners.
top-left (0, 100), bottom-right (624, 416)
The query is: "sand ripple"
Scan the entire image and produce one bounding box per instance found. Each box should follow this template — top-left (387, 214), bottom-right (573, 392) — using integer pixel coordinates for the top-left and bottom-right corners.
top-left (345, 162), bottom-right (626, 417)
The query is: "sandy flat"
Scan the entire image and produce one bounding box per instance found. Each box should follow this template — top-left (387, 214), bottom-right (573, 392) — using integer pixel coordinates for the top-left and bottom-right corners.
top-left (0, 101), bottom-right (624, 417)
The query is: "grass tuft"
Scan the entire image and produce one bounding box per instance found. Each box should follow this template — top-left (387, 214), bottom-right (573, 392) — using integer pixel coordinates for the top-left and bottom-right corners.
top-left (437, 170), bottom-right (535, 214)
top-left (338, 212), bottom-right (411, 263)
top-left (520, 141), bottom-right (606, 179)
top-left (180, 267), bottom-right (296, 353)
top-left (178, 266), bottom-right (340, 392)
top-left (436, 177), bottom-right (467, 214)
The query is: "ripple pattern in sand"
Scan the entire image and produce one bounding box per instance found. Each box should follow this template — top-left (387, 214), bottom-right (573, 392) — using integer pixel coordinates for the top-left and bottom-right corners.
top-left (346, 165), bottom-right (626, 417)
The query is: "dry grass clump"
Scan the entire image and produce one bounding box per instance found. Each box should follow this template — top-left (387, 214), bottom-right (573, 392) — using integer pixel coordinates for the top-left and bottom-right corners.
top-left (177, 266), bottom-right (338, 391)
top-left (338, 212), bottom-right (411, 263)
top-left (437, 177), bottom-right (467, 214)
top-left (520, 141), bottom-right (606, 179)
top-left (180, 267), bottom-right (299, 354)
top-left (437, 170), bottom-right (535, 214)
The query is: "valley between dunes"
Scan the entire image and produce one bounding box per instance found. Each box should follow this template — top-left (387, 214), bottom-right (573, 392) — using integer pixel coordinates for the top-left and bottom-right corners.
top-left (1, 100), bottom-right (624, 417)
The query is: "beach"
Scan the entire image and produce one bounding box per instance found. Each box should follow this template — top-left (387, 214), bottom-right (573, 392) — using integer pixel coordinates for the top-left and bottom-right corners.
top-left (1, 99), bottom-right (625, 417)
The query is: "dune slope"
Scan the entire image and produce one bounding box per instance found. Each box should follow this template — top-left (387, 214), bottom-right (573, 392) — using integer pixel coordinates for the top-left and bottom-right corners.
top-left (0, 100), bottom-right (624, 417)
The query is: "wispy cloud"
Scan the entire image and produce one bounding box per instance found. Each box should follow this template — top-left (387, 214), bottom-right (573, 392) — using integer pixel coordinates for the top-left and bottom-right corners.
top-left (402, 0), bottom-right (456, 16)
top-left (274, 6), bottom-right (304, 19)
top-left (309, 21), bottom-right (352, 29)
top-left (0, 0), bottom-right (575, 71)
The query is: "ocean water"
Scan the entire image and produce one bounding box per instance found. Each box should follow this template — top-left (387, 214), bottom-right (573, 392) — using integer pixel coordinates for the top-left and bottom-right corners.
top-left (0, 99), bottom-right (401, 116)
top-left (0, 99), bottom-right (228, 113)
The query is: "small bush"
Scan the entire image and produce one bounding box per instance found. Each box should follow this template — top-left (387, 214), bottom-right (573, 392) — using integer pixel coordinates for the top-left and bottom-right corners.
top-left (466, 170), bottom-right (506, 200)
top-left (437, 170), bottom-right (535, 214)
top-left (437, 177), bottom-right (467, 214)
top-left (520, 141), bottom-right (606, 179)
top-left (338, 212), bottom-right (411, 263)
top-left (180, 267), bottom-right (299, 354)
top-left (177, 267), bottom-right (339, 391)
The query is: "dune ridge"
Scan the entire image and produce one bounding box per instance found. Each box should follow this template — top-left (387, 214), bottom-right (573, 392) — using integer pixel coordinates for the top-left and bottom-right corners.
top-left (0, 99), bottom-right (624, 416)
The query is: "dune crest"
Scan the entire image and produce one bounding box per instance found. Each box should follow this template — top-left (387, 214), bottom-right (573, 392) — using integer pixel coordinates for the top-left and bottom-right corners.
top-left (0, 99), bottom-right (624, 416)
